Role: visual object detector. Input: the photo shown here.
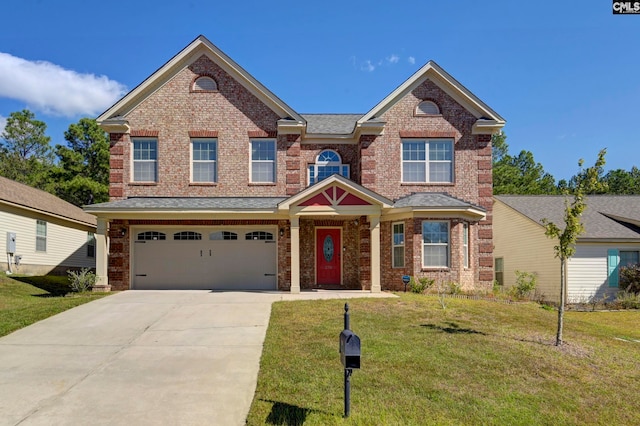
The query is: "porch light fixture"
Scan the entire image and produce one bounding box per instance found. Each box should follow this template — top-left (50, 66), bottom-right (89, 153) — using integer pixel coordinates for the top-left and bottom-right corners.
top-left (279, 228), bottom-right (285, 237)
top-left (354, 219), bottom-right (359, 226)
top-left (121, 228), bottom-right (127, 237)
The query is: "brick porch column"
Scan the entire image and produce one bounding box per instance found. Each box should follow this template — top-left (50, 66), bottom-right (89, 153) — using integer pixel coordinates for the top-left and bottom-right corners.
top-left (369, 215), bottom-right (381, 292)
top-left (93, 218), bottom-right (111, 292)
top-left (290, 217), bottom-right (300, 293)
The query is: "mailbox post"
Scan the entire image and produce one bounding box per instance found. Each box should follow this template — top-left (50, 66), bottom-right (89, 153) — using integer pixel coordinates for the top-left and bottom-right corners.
top-left (402, 275), bottom-right (411, 292)
top-left (339, 303), bottom-right (360, 418)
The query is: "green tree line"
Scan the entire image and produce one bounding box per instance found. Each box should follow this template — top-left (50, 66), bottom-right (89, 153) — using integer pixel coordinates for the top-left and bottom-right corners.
top-left (492, 131), bottom-right (640, 195)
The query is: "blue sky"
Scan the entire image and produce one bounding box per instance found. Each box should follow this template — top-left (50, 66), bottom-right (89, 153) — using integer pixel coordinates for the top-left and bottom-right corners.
top-left (0, 0), bottom-right (638, 182)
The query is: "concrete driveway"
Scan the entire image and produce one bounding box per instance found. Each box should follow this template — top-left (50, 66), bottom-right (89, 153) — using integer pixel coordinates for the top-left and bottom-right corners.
top-left (0, 290), bottom-right (394, 425)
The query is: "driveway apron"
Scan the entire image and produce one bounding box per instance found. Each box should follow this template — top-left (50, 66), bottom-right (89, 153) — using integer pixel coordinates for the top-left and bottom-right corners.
top-left (0, 291), bottom-right (281, 426)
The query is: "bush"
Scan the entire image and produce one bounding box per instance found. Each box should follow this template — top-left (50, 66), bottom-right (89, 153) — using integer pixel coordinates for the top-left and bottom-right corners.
top-left (410, 276), bottom-right (434, 294)
top-left (447, 281), bottom-right (462, 295)
top-left (619, 263), bottom-right (640, 294)
top-left (615, 291), bottom-right (640, 309)
top-left (509, 270), bottom-right (537, 299)
top-left (67, 268), bottom-right (97, 293)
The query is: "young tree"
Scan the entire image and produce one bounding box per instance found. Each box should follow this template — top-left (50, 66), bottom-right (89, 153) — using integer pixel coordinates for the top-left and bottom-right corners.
top-left (51, 118), bottom-right (109, 206)
top-left (0, 109), bottom-right (54, 189)
top-left (542, 149), bottom-right (607, 346)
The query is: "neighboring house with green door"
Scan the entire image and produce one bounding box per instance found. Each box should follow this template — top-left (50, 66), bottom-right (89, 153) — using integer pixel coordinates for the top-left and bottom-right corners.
top-left (493, 195), bottom-right (640, 303)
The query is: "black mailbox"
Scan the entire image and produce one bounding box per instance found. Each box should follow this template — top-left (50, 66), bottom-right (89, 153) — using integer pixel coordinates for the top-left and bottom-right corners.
top-left (339, 329), bottom-right (361, 369)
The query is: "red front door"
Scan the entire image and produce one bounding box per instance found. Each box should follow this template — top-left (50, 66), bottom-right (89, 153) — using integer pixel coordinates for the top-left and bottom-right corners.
top-left (316, 228), bottom-right (341, 285)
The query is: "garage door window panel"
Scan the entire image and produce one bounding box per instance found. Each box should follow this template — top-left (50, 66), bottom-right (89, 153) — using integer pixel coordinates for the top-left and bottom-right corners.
top-left (210, 231), bottom-right (238, 240)
top-left (245, 231), bottom-right (274, 240)
top-left (174, 232), bottom-right (202, 240)
top-left (137, 231), bottom-right (166, 241)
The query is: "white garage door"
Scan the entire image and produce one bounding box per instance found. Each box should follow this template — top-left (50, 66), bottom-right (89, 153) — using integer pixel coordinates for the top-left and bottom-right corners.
top-left (132, 228), bottom-right (277, 290)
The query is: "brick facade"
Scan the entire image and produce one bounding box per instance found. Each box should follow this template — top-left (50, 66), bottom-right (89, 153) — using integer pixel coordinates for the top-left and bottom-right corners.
top-left (95, 37), bottom-right (502, 292)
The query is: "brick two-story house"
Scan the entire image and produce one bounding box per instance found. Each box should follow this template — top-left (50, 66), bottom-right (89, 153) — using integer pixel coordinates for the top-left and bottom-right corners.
top-left (85, 35), bottom-right (504, 292)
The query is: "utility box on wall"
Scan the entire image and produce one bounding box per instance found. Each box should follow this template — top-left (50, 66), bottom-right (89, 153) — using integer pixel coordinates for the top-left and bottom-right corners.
top-left (6, 232), bottom-right (16, 254)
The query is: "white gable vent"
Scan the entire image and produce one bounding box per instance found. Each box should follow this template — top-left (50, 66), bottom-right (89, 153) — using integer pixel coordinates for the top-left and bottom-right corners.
top-left (193, 76), bottom-right (218, 91)
top-left (416, 100), bottom-right (440, 115)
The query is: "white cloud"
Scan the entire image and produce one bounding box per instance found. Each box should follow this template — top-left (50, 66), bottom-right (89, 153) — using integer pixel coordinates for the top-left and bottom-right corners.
top-left (361, 60), bottom-right (375, 72)
top-left (387, 54), bottom-right (399, 64)
top-left (0, 114), bottom-right (6, 133)
top-left (0, 52), bottom-right (127, 117)
top-left (408, 56), bottom-right (416, 65)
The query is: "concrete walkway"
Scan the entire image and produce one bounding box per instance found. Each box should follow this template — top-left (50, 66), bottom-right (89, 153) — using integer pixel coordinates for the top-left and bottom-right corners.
top-left (0, 290), bottom-right (395, 426)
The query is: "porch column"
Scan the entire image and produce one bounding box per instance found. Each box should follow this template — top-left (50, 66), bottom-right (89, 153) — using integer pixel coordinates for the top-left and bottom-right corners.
top-left (93, 218), bottom-right (111, 292)
top-left (290, 217), bottom-right (301, 293)
top-left (369, 215), bottom-right (381, 292)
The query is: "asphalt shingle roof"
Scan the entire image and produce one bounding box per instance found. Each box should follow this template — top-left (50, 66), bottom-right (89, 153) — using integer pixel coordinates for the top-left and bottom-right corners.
top-left (84, 197), bottom-right (287, 211)
top-left (301, 114), bottom-right (363, 135)
top-left (394, 193), bottom-right (485, 211)
top-left (0, 176), bottom-right (96, 226)
top-left (495, 195), bottom-right (640, 240)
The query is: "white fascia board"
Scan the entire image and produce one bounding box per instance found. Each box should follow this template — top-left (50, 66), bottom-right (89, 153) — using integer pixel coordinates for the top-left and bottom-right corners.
top-left (472, 119), bottom-right (505, 135)
top-left (1, 200), bottom-right (97, 228)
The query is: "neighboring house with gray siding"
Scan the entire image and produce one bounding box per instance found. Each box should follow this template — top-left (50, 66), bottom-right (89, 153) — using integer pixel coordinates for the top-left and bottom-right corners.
top-left (494, 195), bottom-right (640, 303)
top-left (0, 176), bottom-right (97, 275)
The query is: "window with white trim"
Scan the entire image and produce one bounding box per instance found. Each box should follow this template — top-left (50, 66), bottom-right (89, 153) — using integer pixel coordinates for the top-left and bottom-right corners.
top-left (463, 223), bottom-right (469, 268)
top-left (392, 222), bottom-right (405, 268)
top-left (308, 150), bottom-right (350, 185)
top-left (415, 100), bottom-right (440, 115)
top-left (495, 257), bottom-right (504, 286)
top-left (251, 140), bottom-right (276, 183)
top-left (422, 221), bottom-right (449, 268)
top-left (133, 138), bottom-right (158, 182)
top-left (87, 232), bottom-right (96, 258)
top-left (245, 231), bottom-right (274, 240)
top-left (192, 139), bottom-right (217, 183)
top-left (402, 139), bottom-right (453, 183)
top-left (192, 76), bottom-right (217, 91)
top-left (36, 220), bottom-right (47, 252)
top-left (210, 231), bottom-right (238, 240)
top-left (173, 232), bottom-right (202, 240)
top-left (137, 231), bottom-right (166, 241)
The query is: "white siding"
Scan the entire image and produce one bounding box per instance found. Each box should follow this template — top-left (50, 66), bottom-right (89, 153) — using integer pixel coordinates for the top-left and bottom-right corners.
top-left (0, 205), bottom-right (95, 274)
top-left (568, 243), bottom-right (640, 302)
top-left (493, 200), bottom-right (561, 302)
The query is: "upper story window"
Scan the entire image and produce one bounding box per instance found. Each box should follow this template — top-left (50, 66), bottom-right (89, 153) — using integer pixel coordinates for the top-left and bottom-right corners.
top-left (423, 221), bottom-right (449, 268)
top-left (308, 150), bottom-right (350, 185)
top-left (133, 138), bottom-right (158, 182)
top-left (402, 139), bottom-right (453, 183)
top-left (415, 100), bottom-right (440, 115)
top-left (192, 139), bottom-right (217, 183)
top-left (192, 76), bottom-right (218, 91)
top-left (36, 220), bottom-right (47, 252)
top-left (251, 139), bottom-right (276, 183)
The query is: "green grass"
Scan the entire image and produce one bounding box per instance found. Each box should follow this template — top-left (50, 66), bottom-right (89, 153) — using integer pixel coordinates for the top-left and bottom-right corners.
top-left (248, 294), bottom-right (640, 425)
top-left (0, 272), bottom-right (110, 337)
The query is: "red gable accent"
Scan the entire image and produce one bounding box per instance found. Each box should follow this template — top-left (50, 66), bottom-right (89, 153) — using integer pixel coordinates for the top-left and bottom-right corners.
top-left (339, 193), bottom-right (372, 206)
top-left (335, 187), bottom-right (345, 199)
top-left (299, 193), bottom-right (331, 206)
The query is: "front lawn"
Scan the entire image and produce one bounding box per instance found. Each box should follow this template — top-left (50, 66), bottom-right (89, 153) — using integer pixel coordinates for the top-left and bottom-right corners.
top-left (0, 272), bottom-right (110, 337)
top-left (248, 294), bottom-right (640, 425)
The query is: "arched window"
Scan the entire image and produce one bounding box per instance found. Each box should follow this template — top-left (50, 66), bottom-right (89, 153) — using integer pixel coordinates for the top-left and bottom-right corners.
top-left (308, 150), bottom-right (350, 185)
top-left (137, 231), bottom-right (166, 241)
top-left (209, 231), bottom-right (238, 240)
top-left (192, 76), bottom-right (218, 92)
top-left (415, 100), bottom-right (440, 116)
top-left (173, 231), bottom-right (202, 240)
top-left (245, 231), bottom-right (274, 241)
